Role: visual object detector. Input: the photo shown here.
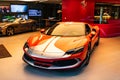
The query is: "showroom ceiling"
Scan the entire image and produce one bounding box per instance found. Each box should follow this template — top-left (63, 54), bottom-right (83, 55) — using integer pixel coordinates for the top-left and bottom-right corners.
top-left (1, 0), bottom-right (62, 4)
top-left (40, 0), bottom-right (62, 4)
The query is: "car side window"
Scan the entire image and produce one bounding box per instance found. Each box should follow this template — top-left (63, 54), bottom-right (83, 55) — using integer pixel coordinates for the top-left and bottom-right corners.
top-left (46, 23), bottom-right (59, 35)
top-left (85, 24), bottom-right (91, 35)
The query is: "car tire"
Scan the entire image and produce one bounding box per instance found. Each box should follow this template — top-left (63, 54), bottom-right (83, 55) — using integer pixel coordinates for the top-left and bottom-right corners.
top-left (76, 44), bottom-right (91, 70)
top-left (6, 27), bottom-right (14, 36)
top-left (84, 44), bottom-right (91, 66)
top-left (84, 54), bottom-right (90, 66)
top-left (96, 32), bottom-right (100, 46)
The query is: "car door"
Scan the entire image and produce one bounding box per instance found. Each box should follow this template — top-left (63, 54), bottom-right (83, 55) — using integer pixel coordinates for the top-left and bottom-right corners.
top-left (12, 21), bottom-right (23, 33)
top-left (22, 20), bottom-right (33, 31)
top-left (19, 19), bottom-right (30, 32)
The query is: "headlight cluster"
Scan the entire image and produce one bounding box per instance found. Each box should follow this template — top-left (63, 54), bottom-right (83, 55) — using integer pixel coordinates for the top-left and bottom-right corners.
top-left (65, 46), bottom-right (84, 55)
top-left (24, 42), bottom-right (34, 54)
top-left (24, 42), bottom-right (29, 52)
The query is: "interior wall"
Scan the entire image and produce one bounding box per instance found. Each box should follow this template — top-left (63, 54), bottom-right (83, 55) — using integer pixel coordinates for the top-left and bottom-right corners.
top-left (62, 0), bottom-right (120, 37)
top-left (0, 2), bottom-right (58, 19)
top-left (0, 1), bottom-right (60, 27)
top-left (0, 1), bottom-right (28, 22)
top-left (95, 0), bottom-right (120, 4)
top-left (62, 0), bottom-right (120, 22)
top-left (62, 0), bottom-right (95, 23)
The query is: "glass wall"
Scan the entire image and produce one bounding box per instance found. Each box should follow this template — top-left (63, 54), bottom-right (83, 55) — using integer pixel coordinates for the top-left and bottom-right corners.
top-left (94, 3), bottom-right (120, 24)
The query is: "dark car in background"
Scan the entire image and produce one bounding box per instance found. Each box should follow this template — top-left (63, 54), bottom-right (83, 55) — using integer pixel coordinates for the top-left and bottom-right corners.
top-left (0, 18), bottom-right (37, 36)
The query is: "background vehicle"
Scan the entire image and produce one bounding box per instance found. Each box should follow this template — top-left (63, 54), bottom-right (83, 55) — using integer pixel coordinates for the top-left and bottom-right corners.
top-left (0, 18), bottom-right (37, 36)
top-left (23, 22), bottom-right (100, 70)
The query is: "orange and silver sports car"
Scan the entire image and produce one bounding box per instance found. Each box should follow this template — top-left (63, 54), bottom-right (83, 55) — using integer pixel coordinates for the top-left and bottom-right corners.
top-left (23, 22), bottom-right (100, 70)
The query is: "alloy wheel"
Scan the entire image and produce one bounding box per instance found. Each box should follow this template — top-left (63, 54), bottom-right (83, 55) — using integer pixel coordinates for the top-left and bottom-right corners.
top-left (6, 27), bottom-right (14, 36)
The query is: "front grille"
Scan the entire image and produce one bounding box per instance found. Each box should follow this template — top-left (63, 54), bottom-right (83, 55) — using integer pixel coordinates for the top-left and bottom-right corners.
top-left (24, 53), bottom-right (80, 68)
top-left (53, 59), bottom-right (79, 67)
top-left (24, 53), bottom-right (53, 67)
top-left (24, 53), bottom-right (34, 62)
top-left (34, 59), bottom-right (53, 67)
top-left (34, 62), bottom-right (52, 67)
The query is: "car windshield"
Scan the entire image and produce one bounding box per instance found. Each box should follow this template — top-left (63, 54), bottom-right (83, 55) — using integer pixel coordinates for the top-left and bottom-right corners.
top-left (13, 18), bottom-right (22, 23)
top-left (45, 22), bottom-right (86, 36)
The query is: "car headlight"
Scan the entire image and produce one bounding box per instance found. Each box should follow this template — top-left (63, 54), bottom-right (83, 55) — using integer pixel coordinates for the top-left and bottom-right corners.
top-left (24, 42), bottom-right (33, 54)
top-left (24, 42), bottom-right (29, 52)
top-left (65, 46), bottom-right (84, 55)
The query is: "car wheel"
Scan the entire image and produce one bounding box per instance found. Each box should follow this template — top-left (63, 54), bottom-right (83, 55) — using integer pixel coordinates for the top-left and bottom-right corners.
top-left (6, 27), bottom-right (14, 36)
top-left (96, 32), bottom-right (100, 46)
top-left (84, 44), bottom-right (91, 66)
top-left (84, 54), bottom-right (90, 66)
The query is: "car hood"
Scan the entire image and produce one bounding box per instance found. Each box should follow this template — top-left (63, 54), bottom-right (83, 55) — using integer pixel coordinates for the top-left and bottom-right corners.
top-left (27, 34), bottom-right (87, 58)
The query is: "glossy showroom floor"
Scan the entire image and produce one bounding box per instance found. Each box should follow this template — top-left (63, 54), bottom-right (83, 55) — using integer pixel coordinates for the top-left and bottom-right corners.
top-left (0, 31), bottom-right (120, 80)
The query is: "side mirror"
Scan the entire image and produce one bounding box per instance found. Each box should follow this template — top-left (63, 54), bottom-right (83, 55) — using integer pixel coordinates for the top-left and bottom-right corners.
top-left (40, 29), bottom-right (45, 33)
top-left (91, 31), bottom-right (96, 36)
top-left (91, 28), bottom-right (96, 36)
top-left (89, 31), bottom-right (96, 39)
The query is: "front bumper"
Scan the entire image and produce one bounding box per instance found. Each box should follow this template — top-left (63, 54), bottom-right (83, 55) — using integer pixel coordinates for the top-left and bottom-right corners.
top-left (23, 53), bottom-right (82, 69)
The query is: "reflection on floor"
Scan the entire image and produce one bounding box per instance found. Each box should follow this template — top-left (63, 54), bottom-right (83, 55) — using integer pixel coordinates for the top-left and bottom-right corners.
top-left (0, 31), bottom-right (120, 80)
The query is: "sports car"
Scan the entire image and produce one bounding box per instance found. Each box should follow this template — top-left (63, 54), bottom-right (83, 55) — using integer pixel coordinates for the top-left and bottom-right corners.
top-left (0, 18), bottom-right (37, 36)
top-left (23, 22), bottom-right (100, 70)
